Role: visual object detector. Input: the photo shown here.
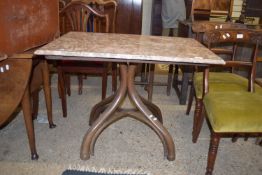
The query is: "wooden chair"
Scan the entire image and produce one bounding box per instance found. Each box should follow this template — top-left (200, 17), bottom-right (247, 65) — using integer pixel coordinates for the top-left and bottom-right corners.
top-left (186, 22), bottom-right (250, 143)
top-left (201, 29), bottom-right (262, 175)
top-left (172, 0), bottom-right (233, 105)
top-left (58, 0), bottom-right (117, 117)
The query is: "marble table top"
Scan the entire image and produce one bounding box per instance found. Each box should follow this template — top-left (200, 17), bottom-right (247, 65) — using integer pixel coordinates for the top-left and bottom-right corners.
top-left (35, 32), bottom-right (225, 65)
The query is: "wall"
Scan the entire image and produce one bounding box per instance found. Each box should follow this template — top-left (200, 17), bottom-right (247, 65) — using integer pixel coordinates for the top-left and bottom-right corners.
top-left (142, 0), bottom-right (153, 35)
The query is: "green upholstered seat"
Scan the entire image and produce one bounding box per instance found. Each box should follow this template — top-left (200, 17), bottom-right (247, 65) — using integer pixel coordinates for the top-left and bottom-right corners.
top-left (194, 72), bottom-right (262, 99)
top-left (204, 91), bottom-right (262, 133)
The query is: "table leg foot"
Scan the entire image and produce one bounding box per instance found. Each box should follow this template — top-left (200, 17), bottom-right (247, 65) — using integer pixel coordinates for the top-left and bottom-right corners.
top-left (31, 153), bottom-right (39, 160)
top-left (49, 123), bottom-right (57, 128)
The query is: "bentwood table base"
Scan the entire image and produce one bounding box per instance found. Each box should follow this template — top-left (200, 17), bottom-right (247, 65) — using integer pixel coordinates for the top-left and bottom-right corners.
top-left (80, 64), bottom-right (175, 161)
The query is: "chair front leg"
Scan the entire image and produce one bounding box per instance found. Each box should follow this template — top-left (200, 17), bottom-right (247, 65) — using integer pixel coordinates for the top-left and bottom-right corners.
top-left (57, 67), bottom-right (67, 117)
top-left (192, 98), bottom-right (204, 143)
top-left (186, 84), bottom-right (194, 115)
top-left (206, 132), bottom-right (220, 175)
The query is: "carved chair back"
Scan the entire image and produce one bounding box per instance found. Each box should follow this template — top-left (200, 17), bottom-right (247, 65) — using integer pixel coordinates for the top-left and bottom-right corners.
top-left (60, 1), bottom-right (110, 34)
top-left (192, 21), bottom-right (247, 73)
top-left (192, 21), bottom-right (246, 41)
top-left (203, 29), bottom-right (262, 92)
top-left (76, 0), bottom-right (118, 33)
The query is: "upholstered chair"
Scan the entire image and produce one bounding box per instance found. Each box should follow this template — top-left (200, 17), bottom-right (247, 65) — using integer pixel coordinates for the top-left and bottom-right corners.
top-left (196, 29), bottom-right (262, 175)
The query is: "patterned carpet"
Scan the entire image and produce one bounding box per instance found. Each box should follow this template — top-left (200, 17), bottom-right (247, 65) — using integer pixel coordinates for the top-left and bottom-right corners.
top-left (0, 73), bottom-right (261, 175)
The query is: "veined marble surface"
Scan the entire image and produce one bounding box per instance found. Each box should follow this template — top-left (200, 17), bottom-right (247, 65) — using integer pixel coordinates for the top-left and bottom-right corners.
top-left (35, 32), bottom-right (225, 65)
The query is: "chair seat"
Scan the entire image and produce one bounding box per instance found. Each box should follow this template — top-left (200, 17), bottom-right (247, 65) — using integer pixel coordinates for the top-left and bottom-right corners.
top-left (194, 72), bottom-right (262, 99)
top-left (204, 91), bottom-right (262, 133)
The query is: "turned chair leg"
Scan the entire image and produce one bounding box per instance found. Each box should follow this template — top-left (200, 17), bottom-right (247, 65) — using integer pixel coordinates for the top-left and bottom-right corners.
top-left (206, 133), bottom-right (220, 175)
top-left (192, 99), bottom-right (204, 143)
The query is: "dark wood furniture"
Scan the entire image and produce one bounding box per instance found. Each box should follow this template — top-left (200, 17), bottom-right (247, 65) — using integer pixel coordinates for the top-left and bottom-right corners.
top-left (201, 29), bottom-right (262, 175)
top-left (174, 0), bottom-right (233, 105)
top-left (0, 57), bottom-right (39, 159)
top-left (187, 22), bottom-right (255, 144)
top-left (35, 31), bottom-right (224, 161)
top-left (58, 0), bottom-right (117, 117)
top-left (0, 0), bottom-right (59, 159)
top-left (115, 0), bottom-right (142, 34)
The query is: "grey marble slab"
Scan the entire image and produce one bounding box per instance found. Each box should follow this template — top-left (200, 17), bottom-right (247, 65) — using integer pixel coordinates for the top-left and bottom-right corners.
top-left (35, 32), bottom-right (225, 65)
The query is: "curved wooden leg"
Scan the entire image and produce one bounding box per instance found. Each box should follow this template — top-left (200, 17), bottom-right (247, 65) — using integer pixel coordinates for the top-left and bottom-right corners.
top-left (21, 85), bottom-right (39, 160)
top-left (206, 132), bottom-right (220, 175)
top-left (80, 64), bottom-right (128, 160)
top-left (127, 65), bottom-right (175, 161)
top-left (192, 99), bottom-right (204, 143)
top-left (41, 60), bottom-right (56, 128)
top-left (90, 110), bottom-right (166, 156)
top-left (89, 94), bottom-right (116, 125)
top-left (139, 95), bottom-right (163, 123)
top-left (90, 110), bottom-right (128, 155)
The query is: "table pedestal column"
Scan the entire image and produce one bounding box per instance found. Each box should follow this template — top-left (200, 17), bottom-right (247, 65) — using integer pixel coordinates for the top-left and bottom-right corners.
top-left (80, 63), bottom-right (175, 161)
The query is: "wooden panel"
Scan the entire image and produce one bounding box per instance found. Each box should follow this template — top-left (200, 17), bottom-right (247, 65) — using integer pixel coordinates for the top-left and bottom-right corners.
top-left (0, 0), bottom-right (59, 55)
top-left (115, 0), bottom-right (142, 34)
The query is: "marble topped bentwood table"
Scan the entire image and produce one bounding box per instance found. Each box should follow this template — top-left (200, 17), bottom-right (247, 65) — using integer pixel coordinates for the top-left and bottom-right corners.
top-left (35, 32), bottom-right (225, 161)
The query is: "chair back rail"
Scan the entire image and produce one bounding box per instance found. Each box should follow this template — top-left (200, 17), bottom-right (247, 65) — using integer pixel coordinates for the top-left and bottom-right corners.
top-left (57, 0), bottom-right (118, 117)
top-left (203, 29), bottom-right (262, 93)
top-left (60, 1), bottom-right (109, 33)
top-left (192, 21), bottom-right (246, 41)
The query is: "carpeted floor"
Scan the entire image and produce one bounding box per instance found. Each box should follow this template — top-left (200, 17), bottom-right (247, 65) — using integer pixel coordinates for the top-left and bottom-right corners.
top-left (0, 72), bottom-right (262, 175)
